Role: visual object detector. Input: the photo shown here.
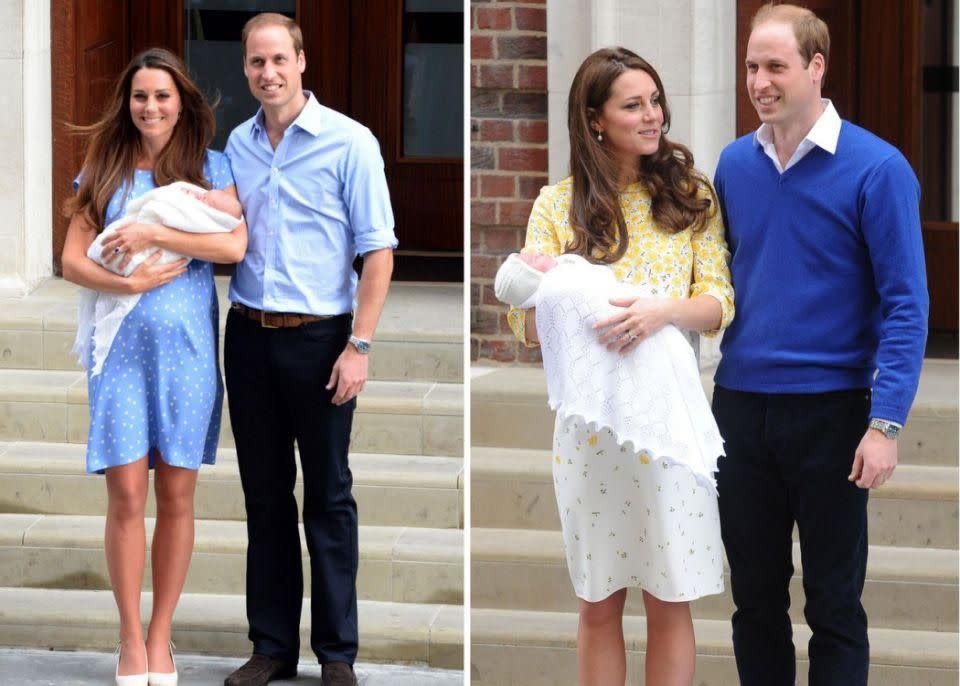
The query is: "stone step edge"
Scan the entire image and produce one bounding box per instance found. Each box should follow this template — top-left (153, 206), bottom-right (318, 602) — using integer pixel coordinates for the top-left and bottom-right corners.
top-left (470, 527), bottom-right (958, 584)
top-left (0, 442), bottom-right (465, 489)
top-left (0, 371), bottom-right (463, 416)
top-left (470, 363), bottom-right (960, 417)
top-left (0, 587), bottom-right (462, 667)
top-left (1, 279), bottom-right (464, 344)
top-left (0, 513), bottom-right (463, 564)
top-left (470, 607), bottom-right (958, 670)
top-left (471, 447), bottom-right (958, 501)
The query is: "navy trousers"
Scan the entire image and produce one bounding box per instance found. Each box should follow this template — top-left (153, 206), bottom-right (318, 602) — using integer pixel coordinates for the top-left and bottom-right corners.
top-left (224, 309), bottom-right (359, 665)
top-left (712, 385), bottom-right (871, 686)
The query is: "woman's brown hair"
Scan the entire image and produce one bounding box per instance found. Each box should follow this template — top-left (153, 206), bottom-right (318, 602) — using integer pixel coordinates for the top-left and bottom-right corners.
top-left (567, 47), bottom-right (716, 263)
top-left (64, 48), bottom-right (216, 232)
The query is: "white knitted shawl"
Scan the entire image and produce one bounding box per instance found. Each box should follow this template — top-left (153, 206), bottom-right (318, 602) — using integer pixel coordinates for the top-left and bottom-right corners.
top-left (534, 255), bottom-right (724, 493)
top-left (73, 182), bottom-right (241, 376)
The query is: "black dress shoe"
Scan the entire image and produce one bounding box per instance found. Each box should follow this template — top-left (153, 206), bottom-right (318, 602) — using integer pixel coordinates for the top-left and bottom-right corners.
top-left (321, 661), bottom-right (358, 686)
top-left (224, 654), bottom-right (297, 686)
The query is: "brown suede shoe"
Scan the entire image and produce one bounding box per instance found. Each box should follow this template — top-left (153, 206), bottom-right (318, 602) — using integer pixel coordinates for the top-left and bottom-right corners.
top-left (321, 661), bottom-right (358, 686)
top-left (224, 654), bottom-right (297, 686)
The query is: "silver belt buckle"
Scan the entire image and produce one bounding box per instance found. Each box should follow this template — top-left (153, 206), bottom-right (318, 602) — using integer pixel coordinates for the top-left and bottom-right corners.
top-left (260, 310), bottom-right (279, 329)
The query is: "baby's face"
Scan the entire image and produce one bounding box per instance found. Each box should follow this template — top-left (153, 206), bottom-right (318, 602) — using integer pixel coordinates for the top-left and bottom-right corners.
top-left (518, 253), bottom-right (557, 272)
top-left (203, 189), bottom-right (230, 207)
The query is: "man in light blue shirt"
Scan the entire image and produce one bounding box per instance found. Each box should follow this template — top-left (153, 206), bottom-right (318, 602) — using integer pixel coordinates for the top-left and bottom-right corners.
top-left (222, 13), bottom-right (396, 686)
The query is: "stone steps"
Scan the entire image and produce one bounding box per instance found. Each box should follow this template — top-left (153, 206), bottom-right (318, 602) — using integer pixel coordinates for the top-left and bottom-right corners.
top-left (471, 447), bottom-right (958, 548)
top-left (0, 276), bottom-right (465, 674)
top-left (0, 513), bottom-right (461, 605)
top-left (0, 587), bottom-right (462, 669)
top-left (0, 441), bottom-right (464, 528)
top-left (471, 361), bottom-right (960, 466)
top-left (469, 359), bottom-right (959, 682)
top-left (471, 527), bottom-right (958, 631)
top-left (0, 370), bottom-right (463, 457)
top-left (470, 607), bottom-right (958, 685)
top-left (0, 279), bottom-right (464, 382)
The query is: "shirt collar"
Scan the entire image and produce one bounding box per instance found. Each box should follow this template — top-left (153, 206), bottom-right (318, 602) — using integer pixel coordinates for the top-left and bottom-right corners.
top-left (753, 98), bottom-right (841, 155)
top-left (250, 91), bottom-right (324, 138)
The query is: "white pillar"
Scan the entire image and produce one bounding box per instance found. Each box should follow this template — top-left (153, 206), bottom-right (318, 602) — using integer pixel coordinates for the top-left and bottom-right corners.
top-left (546, 0), bottom-right (737, 367)
top-left (0, 0), bottom-right (52, 296)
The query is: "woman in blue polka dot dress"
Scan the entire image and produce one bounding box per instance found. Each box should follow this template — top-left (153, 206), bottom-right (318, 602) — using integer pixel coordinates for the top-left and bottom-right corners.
top-left (61, 49), bottom-right (247, 685)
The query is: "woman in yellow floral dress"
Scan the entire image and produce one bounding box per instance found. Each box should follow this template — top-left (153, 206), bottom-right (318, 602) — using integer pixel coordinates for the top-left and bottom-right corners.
top-left (506, 48), bottom-right (735, 686)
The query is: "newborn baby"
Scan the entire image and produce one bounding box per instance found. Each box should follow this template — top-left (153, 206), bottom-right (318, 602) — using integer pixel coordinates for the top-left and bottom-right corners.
top-left (90, 183), bottom-right (242, 276)
top-left (495, 251), bottom-right (724, 491)
top-left (75, 182), bottom-right (243, 376)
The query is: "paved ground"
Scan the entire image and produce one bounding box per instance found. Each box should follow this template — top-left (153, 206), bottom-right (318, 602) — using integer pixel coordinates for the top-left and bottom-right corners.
top-left (0, 648), bottom-right (463, 685)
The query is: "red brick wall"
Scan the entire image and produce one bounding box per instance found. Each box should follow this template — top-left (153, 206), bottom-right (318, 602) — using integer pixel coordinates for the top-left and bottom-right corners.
top-left (471, 0), bottom-right (548, 364)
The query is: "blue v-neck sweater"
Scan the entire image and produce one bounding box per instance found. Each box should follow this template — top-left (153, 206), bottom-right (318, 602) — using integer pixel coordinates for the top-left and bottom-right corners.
top-left (713, 121), bottom-right (928, 425)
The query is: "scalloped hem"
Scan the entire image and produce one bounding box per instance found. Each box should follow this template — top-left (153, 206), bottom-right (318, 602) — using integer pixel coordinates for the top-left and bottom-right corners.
top-left (552, 407), bottom-right (722, 496)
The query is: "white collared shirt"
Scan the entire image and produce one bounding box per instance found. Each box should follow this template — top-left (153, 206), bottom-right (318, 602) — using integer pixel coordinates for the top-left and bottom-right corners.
top-left (753, 98), bottom-right (841, 173)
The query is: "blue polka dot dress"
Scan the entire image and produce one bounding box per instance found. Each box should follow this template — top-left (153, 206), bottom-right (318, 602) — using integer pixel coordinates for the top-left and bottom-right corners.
top-left (79, 151), bottom-right (234, 474)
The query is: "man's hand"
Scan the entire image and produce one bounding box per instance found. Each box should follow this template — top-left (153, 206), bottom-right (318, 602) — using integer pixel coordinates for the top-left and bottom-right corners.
top-left (326, 343), bottom-right (368, 406)
top-left (848, 429), bottom-right (898, 489)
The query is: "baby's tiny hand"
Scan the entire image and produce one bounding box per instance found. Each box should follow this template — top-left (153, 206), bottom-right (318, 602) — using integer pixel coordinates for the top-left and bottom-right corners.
top-left (518, 253), bottom-right (557, 272)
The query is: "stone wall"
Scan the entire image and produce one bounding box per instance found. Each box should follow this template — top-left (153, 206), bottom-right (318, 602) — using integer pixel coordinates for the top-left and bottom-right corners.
top-left (470, 0), bottom-right (548, 364)
top-left (0, 0), bottom-right (52, 296)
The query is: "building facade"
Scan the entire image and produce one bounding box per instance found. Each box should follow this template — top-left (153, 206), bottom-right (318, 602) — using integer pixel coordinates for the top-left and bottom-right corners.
top-left (471, 0), bottom-right (958, 364)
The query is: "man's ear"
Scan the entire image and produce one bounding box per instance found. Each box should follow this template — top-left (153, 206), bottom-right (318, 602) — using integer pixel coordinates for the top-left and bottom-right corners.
top-left (809, 52), bottom-right (826, 85)
top-left (298, 51), bottom-right (306, 74)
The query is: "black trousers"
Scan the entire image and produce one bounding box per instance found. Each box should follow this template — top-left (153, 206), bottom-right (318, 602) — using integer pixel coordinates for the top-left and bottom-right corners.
top-left (224, 309), bottom-right (359, 665)
top-left (712, 385), bottom-right (871, 686)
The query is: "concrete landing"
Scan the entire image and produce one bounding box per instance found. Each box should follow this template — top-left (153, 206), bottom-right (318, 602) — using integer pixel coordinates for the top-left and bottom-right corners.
top-left (0, 647), bottom-right (462, 685)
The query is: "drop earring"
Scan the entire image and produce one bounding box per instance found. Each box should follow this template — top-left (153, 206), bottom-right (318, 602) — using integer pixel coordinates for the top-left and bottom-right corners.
top-left (596, 130), bottom-right (603, 142)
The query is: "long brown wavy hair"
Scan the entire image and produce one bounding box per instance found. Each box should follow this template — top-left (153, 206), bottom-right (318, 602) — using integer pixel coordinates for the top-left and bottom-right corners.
top-left (64, 48), bottom-right (216, 232)
top-left (567, 47), bottom-right (716, 263)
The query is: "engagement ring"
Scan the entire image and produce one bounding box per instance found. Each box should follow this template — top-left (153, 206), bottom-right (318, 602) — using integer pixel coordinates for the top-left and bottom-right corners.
top-left (113, 247), bottom-right (121, 254)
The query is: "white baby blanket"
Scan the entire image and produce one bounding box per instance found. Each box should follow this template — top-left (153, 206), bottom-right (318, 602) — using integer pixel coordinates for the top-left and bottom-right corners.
top-left (72, 181), bottom-right (241, 376)
top-left (532, 255), bottom-right (724, 492)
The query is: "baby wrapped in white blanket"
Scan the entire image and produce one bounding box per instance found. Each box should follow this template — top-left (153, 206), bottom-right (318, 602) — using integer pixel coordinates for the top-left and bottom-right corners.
top-left (495, 252), bottom-right (724, 492)
top-left (73, 181), bottom-right (242, 376)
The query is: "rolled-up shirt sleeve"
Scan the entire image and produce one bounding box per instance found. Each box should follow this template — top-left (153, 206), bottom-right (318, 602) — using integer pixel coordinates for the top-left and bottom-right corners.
top-left (343, 129), bottom-right (398, 256)
top-left (689, 184), bottom-right (735, 337)
top-left (507, 186), bottom-right (564, 347)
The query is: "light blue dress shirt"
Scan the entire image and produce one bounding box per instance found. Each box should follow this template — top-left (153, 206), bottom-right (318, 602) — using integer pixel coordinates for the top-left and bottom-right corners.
top-left (225, 92), bottom-right (397, 315)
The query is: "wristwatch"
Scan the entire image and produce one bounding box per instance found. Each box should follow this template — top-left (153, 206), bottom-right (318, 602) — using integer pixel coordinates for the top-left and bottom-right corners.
top-left (348, 335), bottom-right (371, 354)
top-left (868, 418), bottom-right (901, 440)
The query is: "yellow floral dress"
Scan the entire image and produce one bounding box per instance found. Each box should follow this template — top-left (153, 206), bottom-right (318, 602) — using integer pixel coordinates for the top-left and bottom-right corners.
top-left (511, 177), bottom-right (733, 602)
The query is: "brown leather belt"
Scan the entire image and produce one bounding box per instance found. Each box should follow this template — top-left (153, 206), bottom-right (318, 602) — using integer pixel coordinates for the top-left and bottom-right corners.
top-left (231, 302), bottom-right (336, 329)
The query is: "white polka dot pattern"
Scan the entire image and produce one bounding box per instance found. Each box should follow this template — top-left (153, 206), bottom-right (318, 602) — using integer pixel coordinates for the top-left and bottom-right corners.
top-left (83, 151), bottom-right (233, 474)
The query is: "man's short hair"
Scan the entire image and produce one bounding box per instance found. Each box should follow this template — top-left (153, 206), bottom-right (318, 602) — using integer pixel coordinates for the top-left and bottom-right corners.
top-left (241, 13), bottom-right (304, 57)
top-left (752, 3), bottom-right (830, 77)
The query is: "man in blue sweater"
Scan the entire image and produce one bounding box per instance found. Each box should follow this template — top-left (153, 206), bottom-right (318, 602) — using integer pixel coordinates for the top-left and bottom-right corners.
top-left (712, 4), bottom-right (928, 685)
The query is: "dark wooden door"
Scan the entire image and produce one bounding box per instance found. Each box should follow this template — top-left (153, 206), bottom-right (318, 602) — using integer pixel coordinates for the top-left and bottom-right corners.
top-left (51, 0), bottom-right (464, 281)
top-left (51, 0), bottom-right (130, 274)
top-left (735, 0), bottom-right (957, 334)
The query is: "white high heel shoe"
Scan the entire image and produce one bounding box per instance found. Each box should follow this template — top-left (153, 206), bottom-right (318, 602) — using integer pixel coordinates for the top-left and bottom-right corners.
top-left (115, 641), bottom-right (148, 686)
top-left (147, 640), bottom-right (178, 686)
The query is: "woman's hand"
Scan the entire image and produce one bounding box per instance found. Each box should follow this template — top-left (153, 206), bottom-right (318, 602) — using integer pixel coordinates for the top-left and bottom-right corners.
top-left (126, 252), bottom-right (188, 294)
top-left (100, 222), bottom-right (164, 271)
top-left (593, 296), bottom-right (673, 354)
